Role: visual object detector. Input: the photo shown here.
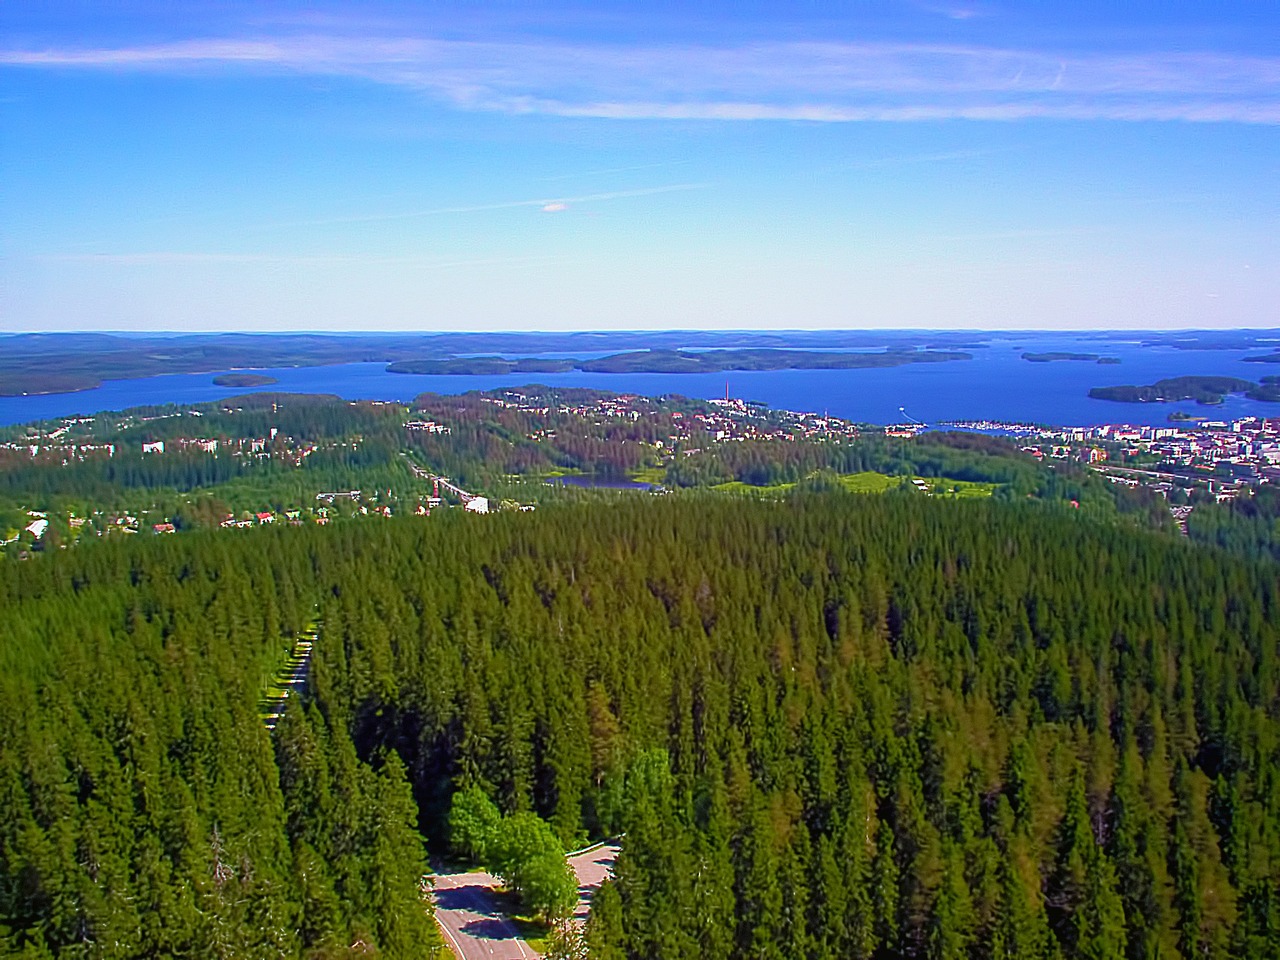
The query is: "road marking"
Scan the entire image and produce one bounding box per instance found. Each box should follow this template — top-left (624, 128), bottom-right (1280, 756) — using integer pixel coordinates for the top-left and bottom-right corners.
top-left (435, 913), bottom-right (467, 960)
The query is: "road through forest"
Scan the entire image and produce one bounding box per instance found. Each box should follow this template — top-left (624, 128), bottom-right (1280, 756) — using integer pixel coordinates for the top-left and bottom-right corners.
top-left (433, 843), bottom-right (620, 960)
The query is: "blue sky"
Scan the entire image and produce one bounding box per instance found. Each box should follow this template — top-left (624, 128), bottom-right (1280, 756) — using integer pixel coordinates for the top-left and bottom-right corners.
top-left (2, 1), bottom-right (1278, 332)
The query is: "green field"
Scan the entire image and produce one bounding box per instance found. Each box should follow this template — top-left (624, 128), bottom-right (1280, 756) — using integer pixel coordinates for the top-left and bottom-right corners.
top-left (931, 477), bottom-right (998, 498)
top-left (841, 471), bottom-right (996, 497)
top-left (710, 479), bottom-right (795, 495)
top-left (838, 470), bottom-right (902, 493)
top-left (704, 470), bottom-right (998, 498)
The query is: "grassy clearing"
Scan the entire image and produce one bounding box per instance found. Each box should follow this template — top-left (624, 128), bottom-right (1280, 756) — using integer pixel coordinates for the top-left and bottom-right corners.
top-left (838, 471), bottom-right (903, 493)
top-left (615, 467), bottom-right (998, 499)
top-left (710, 480), bottom-right (794, 495)
top-left (838, 471), bottom-right (997, 498)
top-left (629, 465), bottom-right (667, 485)
top-left (929, 478), bottom-right (998, 498)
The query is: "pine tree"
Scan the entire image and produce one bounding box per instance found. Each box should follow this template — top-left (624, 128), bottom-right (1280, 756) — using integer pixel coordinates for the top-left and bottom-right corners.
top-left (1172, 761), bottom-right (1236, 960)
top-left (871, 817), bottom-right (900, 957)
top-left (585, 878), bottom-right (628, 960)
top-left (992, 836), bottom-right (1059, 960)
top-left (927, 845), bottom-right (976, 960)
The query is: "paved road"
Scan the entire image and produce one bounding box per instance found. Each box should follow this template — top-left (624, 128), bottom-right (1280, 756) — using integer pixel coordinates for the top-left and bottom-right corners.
top-left (567, 843), bottom-right (620, 924)
top-left (432, 843), bottom-right (619, 959)
top-left (433, 870), bottom-right (535, 960)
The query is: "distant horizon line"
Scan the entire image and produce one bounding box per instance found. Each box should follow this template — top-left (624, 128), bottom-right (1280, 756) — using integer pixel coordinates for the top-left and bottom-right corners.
top-left (3, 327), bottom-right (1279, 337)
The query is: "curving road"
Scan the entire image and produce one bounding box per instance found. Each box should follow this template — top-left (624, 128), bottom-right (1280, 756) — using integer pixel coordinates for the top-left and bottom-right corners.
top-left (567, 843), bottom-right (620, 924)
top-left (433, 869), bottom-right (535, 960)
top-left (432, 842), bottom-right (619, 959)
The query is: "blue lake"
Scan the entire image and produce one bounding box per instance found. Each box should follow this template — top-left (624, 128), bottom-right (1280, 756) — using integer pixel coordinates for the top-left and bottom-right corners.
top-left (550, 475), bottom-right (659, 491)
top-left (3, 334), bottom-right (1278, 428)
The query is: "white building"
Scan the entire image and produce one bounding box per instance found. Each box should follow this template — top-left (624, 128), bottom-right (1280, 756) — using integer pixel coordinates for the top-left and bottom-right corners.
top-left (465, 497), bottom-right (489, 514)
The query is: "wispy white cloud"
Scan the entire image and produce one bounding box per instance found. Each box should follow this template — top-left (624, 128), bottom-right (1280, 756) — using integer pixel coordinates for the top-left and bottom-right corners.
top-left (911, 1), bottom-right (993, 21)
top-left (4, 34), bottom-right (1280, 123)
top-left (263, 183), bottom-right (705, 228)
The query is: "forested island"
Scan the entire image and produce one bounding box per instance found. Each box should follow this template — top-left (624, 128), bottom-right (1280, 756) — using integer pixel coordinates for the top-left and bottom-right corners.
top-left (1089, 376), bottom-right (1264, 405)
top-left (386, 357), bottom-right (578, 375)
top-left (212, 372), bottom-right (278, 387)
top-left (386, 347), bottom-right (972, 376)
top-left (1140, 333), bottom-right (1280, 351)
top-left (1249, 376), bottom-right (1280, 401)
top-left (0, 332), bottom-right (982, 396)
top-left (1022, 352), bottom-right (1120, 363)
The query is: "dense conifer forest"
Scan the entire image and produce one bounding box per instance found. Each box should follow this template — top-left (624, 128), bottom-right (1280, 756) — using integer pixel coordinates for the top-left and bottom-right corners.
top-left (2, 491), bottom-right (1278, 957)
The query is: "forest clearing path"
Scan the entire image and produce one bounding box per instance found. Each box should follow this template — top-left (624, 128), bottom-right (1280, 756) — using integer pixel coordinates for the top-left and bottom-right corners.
top-left (259, 622), bottom-right (319, 730)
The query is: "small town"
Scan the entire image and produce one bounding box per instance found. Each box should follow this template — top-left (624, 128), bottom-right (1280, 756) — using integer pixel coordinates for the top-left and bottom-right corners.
top-left (4, 388), bottom-right (1279, 555)
top-left (942, 415), bottom-right (1280, 498)
top-left (520, 391), bottom-right (1280, 501)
